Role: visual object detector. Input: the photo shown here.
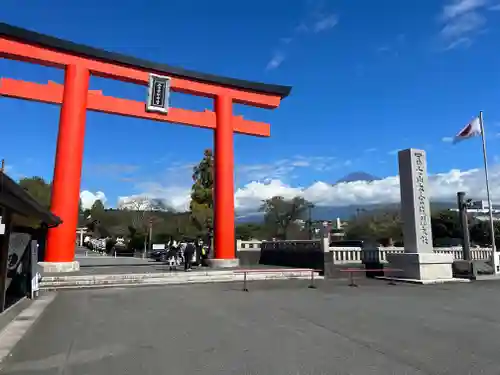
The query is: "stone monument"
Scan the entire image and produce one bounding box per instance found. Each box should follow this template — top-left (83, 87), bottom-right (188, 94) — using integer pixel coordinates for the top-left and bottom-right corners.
top-left (386, 149), bottom-right (458, 283)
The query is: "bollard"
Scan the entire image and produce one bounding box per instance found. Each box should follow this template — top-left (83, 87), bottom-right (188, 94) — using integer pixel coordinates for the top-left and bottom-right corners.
top-left (242, 272), bottom-right (249, 292)
top-left (348, 271), bottom-right (359, 287)
top-left (308, 270), bottom-right (317, 289)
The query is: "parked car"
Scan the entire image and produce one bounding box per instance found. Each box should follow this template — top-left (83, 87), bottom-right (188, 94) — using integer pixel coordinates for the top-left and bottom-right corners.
top-left (150, 250), bottom-right (167, 261)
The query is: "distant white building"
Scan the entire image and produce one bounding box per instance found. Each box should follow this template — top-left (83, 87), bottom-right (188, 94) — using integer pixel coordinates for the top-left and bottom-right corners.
top-left (448, 200), bottom-right (500, 221)
top-left (467, 200), bottom-right (500, 213)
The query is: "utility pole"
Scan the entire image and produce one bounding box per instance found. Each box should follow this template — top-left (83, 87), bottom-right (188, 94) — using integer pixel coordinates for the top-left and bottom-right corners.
top-left (148, 218), bottom-right (153, 251)
top-left (457, 192), bottom-right (472, 261)
top-left (308, 203), bottom-right (314, 240)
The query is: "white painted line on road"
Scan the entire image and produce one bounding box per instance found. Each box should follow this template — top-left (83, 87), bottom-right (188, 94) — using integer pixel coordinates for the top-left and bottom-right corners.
top-left (0, 293), bottom-right (57, 368)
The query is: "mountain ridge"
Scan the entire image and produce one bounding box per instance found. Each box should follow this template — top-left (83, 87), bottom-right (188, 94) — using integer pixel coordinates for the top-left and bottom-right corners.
top-left (235, 201), bottom-right (456, 223)
top-left (335, 171), bottom-right (381, 184)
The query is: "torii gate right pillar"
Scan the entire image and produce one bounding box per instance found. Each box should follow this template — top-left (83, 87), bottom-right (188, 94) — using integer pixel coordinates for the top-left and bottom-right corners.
top-left (209, 93), bottom-right (238, 267)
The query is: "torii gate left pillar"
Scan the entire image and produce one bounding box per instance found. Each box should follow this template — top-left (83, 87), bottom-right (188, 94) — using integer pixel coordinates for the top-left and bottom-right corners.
top-left (45, 65), bottom-right (89, 268)
top-left (0, 23), bottom-right (291, 272)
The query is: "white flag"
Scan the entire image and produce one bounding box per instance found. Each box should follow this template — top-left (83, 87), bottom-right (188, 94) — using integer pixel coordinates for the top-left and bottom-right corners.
top-left (453, 116), bottom-right (482, 144)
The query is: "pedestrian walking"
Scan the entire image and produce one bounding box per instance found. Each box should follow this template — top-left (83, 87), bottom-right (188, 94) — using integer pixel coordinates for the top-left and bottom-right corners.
top-left (184, 239), bottom-right (195, 272)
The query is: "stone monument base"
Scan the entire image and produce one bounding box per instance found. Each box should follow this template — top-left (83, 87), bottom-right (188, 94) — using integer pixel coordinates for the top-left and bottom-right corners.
top-left (206, 258), bottom-right (240, 268)
top-left (38, 261), bottom-right (80, 273)
top-left (383, 253), bottom-right (468, 284)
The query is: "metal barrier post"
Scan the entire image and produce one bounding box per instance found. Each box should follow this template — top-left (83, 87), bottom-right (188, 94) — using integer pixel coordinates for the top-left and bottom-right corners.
top-left (348, 270), bottom-right (358, 287)
top-left (308, 270), bottom-right (317, 289)
top-left (243, 272), bottom-right (249, 292)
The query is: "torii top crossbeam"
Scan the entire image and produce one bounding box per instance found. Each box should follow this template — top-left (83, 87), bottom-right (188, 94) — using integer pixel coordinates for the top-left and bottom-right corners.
top-left (0, 23), bottom-right (291, 268)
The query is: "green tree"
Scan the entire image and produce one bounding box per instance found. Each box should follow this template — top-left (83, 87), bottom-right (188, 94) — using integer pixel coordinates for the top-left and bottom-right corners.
top-left (78, 199), bottom-right (87, 226)
top-left (345, 209), bottom-right (403, 244)
top-left (190, 149), bottom-right (214, 235)
top-left (430, 211), bottom-right (462, 245)
top-left (19, 176), bottom-right (51, 208)
top-left (235, 223), bottom-right (264, 240)
top-left (86, 200), bottom-right (106, 238)
top-left (121, 197), bottom-right (170, 254)
top-left (469, 220), bottom-right (500, 246)
top-left (90, 199), bottom-right (105, 220)
top-left (260, 196), bottom-right (311, 240)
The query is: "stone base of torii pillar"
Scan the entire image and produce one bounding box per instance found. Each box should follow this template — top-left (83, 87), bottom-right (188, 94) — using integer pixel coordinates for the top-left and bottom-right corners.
top-left (383, 149), bottom-right (468, 284)
top-left (38, 261), bottom-right (80, 273)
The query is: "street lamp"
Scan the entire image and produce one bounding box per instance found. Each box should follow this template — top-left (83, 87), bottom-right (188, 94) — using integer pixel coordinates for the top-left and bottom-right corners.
top-left (356, 208), bottom-right (366, 218)
top-left (148, 218), bottom-right (153, 250)
top-left (308, 203), bottom-right (314, 240)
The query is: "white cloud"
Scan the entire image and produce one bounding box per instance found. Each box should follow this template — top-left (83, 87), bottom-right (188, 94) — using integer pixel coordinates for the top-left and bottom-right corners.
top-left (313, 14), bottom-right (339, 33)
top-left (80, 191), bottom-right (107, 209)
top-left (266, 4), bottom-right (338, 70)
top-left (442, 0), bottom-right (487, 20)
top-left (439, 0), bottom-right (490, 49)
top-left (237, 156), bottom-right (340, 182)
top-left (440, 11), bottom-right (485, 40)
top-left (113, 165), bottom-right (500, 214)
top-left (444, 37), bottom-right (473, 50)
top-left (266, 51), bottom-right (286, 70)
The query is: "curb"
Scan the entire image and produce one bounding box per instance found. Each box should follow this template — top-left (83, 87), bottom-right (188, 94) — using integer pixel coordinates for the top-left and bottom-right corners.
top-left (0, 293), bottom-right (57, 368)
top-left (40, 272), bottom-right (321, 290)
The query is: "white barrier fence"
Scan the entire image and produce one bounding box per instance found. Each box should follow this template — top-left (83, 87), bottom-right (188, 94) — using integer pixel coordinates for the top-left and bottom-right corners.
top-left (236, 240), bottom-right (493, 265)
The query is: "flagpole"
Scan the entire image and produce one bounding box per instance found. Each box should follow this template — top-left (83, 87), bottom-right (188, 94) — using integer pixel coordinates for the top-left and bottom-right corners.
top-left (479, 111), bottom-right (499, 274)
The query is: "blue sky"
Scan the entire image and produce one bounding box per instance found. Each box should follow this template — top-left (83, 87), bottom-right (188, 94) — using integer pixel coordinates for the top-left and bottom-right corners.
top-left (2, 0), bottom-right (500, 211)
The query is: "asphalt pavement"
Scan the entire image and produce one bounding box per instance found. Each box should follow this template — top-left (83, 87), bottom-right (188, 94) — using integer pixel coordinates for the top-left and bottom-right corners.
top-left (2, 279), bottom-right (500, 374)
top-left (71, 247), bottom-right (154, 269)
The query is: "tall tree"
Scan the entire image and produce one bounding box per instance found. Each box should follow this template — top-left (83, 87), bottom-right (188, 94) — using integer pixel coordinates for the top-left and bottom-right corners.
top-left (87, 199), bottom-right (107, 238)
top-left (122, 197), bottom-right (168, 254)
top-left (125, 197), bottom-right (167, 232)
top-left (90, 199), bottom-right (105, 220)
top-left (190, 149), bottom-right (214, 235)
top-left (18, 176), bottom-right (51, 208)
top-left (78, 198), bottom-right (87, 226)
top-left (260, 196), bottom-right (311, 240)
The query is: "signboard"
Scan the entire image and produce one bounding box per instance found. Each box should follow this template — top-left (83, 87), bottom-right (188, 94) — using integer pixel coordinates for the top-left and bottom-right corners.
top-left (30, 240), bottom-right (39, 299)
top-left (152, 244), bottom-right (166, 250)
top-left (146, 74), bottom-right (171, 114)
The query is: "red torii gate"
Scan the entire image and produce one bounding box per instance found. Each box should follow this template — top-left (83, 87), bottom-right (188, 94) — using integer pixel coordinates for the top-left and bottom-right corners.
top-left (0, 23), bottom-right (291, 270)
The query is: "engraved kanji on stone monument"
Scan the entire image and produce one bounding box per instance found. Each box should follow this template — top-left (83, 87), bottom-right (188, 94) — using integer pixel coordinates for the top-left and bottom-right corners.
top-left (398, 149), bottom-right (433, 253)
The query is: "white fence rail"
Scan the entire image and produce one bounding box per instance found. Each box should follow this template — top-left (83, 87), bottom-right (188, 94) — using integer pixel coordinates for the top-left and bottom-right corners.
top-left (236, 240), bottom-right (493, 265)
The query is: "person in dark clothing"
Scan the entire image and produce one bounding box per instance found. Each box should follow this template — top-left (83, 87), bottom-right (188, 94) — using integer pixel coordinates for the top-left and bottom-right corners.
top-left (184, 240), bottom-right (196, 272)
top-left (195, 238), bottom-right (203, 267)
